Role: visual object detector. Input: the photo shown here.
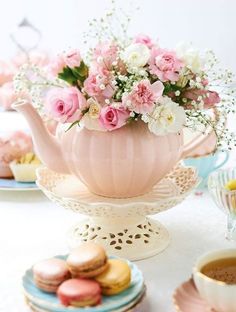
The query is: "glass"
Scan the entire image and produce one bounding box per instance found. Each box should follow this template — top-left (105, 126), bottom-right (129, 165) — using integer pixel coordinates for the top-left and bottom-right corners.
top-left (208, 168), bottom-right (236, 241)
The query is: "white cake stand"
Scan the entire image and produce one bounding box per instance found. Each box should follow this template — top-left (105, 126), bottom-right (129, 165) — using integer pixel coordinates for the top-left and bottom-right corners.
top-left (36, 164), bottom-right (198, 261)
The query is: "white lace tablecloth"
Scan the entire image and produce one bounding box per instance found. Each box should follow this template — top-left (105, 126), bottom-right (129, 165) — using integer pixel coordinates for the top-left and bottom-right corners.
top-left (1, 111), bottom-right (236, 312)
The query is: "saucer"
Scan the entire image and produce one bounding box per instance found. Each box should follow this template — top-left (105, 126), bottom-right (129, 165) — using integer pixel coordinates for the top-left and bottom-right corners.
top-left (25, 287), bottom-right (146, 312)
top-left (23, 255), bottom-right (144, 312)
top-left (173, 278), bottom-right (216, 312)
top-left (0, 178), bottom-right (38, 191)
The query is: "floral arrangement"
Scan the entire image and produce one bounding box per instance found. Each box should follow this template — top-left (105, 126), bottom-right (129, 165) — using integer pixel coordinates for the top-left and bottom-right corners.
top-left (14, 3), bottom-right (236, 149)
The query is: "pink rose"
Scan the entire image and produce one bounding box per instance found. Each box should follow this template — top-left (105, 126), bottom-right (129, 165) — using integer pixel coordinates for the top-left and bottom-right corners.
top-left (122, 80), bottom-right (164, 114)
top-left (99, 105), bottom-right (130, 131)
top-left (134, 34), bottom-right (154, 49)
top-left (0, 61), bottom-right (16, 85)
top-left (64, 49), bottom-right (82, 68)
top-left (182, 89), bottom-right (220, 109)
top-left (149, 48), bottom-right (183, 82)
top-left (45, 87), bottom-right (87, 123)
top-left (47, 50), bottom-right (82, 76)
top-left (0, 82), bottom-right (17, 111)
top-left (84, 70), bottom-right (115, 101)
top-left (48, 54), bottom-right (66, 76)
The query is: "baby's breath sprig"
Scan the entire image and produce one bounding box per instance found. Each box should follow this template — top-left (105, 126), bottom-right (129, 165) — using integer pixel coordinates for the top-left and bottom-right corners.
top-left (185, 108), bottom-right (236, 151)
top-left (83, 0), bottom-right (139, 61)
top-left (14, 64), bottom-right (67, 113)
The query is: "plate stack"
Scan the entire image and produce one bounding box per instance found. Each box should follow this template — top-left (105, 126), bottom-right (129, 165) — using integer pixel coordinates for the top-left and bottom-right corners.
top-left (22, 256), bottom-right (146, 312)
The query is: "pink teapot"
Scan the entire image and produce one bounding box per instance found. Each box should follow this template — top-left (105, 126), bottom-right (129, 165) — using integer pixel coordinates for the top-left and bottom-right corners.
top-left (14, 100), bottom-right (211, 198)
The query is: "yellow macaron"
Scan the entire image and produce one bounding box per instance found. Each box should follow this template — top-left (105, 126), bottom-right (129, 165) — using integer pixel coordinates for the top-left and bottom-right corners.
top-left (95, 259), bottom-right (131, 295)
top-left (225, 179), bottom-right (236, 191)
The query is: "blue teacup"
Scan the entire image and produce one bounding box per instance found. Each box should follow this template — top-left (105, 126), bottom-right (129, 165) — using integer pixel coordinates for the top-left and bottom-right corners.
top-left (183, 151), bottom-right (229, 189)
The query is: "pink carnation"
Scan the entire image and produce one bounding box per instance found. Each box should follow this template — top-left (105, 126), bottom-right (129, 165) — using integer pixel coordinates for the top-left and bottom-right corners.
top-left (84, 70), bottom-right (115, 101)
top-left (64, 49), bottom-right (81, 68)
top-left (91, 42), bottom-right (126, 76)
top-left (122, 80), bottom-right (164, 114)
top-left (149, 48), bottom-right (183, 82)
top-left (92, 42), bottom-right (118, 69)
top-left (99, 105), bottom-right (130, 131)
top-left (45, 87), bottom-right (87, 123)
top-left (183, 89), bottom-right (220, 109)
top-left (134, 34), bottom-right (154, 49)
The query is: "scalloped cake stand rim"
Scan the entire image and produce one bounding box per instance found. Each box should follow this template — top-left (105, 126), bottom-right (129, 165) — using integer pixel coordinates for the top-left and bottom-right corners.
top-left (36, 164), bottom-right (198, 260)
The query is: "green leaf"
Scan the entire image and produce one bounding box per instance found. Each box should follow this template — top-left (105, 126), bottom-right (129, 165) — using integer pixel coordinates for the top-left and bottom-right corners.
top-left (71, 61), bottom-right (89, 83)
top-left (65, 120), bottom-right (80, 132)
top-left (163, 82), bottom-right (182, 95)
top-left (58, 67), bottom-right (78, 86)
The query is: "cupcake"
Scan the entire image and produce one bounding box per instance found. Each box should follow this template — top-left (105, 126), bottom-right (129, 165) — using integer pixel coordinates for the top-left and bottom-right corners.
top-left (0, 131), bottom-right (33, 178)
top-left (10, 152), bottom-right (41, 182)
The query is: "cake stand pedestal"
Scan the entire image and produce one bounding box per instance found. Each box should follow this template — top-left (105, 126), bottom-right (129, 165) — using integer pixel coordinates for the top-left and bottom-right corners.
top-left (68, 216), bottom-right (169, 260)
top-left (36, 164), bottom-right (198, 261)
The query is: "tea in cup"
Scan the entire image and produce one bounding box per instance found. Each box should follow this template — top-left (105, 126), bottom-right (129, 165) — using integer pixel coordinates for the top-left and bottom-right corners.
top-left (193, 249), bottom-right (236, 312)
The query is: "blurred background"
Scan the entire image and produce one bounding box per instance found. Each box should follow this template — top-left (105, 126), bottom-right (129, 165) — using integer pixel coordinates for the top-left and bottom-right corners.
top-left (0, 0), bottom-right (236, 72)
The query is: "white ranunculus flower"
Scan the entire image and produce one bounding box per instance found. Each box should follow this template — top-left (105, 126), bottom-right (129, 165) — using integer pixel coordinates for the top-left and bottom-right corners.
top-left (142, 96), bottom-right (186, 136)
top-left (121, 43), bottom-right (150, 69)
top-left (87, 98), bottom-right (101, 119)
top-left (176, 42), bottom-right (204, 74)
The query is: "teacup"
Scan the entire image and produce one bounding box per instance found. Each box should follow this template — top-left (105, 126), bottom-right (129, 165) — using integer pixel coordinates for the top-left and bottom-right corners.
top-left (184, 151), bottom-right (229, 189)
top-left (193, 249), bottom-right (236, 312)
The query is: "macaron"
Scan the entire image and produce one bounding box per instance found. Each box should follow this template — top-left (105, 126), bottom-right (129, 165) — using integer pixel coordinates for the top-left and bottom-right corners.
top-left (57, 278), bottom-right (101, 307)
top-left (67, 242), bottom-right (108, 278)
top-left (95, 259), bottom-right (131, 295)
top-left (33, 258), bottom-right (70, 293)
top-left (225, 179), bottom-right (236, 191)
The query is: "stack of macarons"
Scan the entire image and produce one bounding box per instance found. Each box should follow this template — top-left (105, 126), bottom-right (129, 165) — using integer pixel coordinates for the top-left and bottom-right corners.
top-left (32, 242), bottom-right (133, 308)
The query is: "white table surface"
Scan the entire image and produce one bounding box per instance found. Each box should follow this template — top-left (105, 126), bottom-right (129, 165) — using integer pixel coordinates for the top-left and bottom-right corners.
top-left (0, 111), bottom-right (236, 312)
top-left (1, 185), bottom-right (236, 312)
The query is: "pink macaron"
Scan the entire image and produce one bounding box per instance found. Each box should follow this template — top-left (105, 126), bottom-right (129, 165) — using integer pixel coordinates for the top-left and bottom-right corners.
top-left (57, 278), bottom-right (102, 307)
top-left (33, 258), bottom-right (70, 293)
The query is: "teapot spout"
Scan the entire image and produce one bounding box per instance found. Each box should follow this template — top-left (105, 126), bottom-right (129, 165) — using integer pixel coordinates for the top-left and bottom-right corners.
top-left (13, 100), bottom-right (69, 174)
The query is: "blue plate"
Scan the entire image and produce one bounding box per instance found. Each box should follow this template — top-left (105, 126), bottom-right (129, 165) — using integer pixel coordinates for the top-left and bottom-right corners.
top-left (22, 255), bottom-right (144, 312)
top-left (0, 178), bottom-right (38, 190)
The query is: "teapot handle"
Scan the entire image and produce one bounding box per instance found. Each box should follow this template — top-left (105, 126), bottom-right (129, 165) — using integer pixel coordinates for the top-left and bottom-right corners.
top-left (180, 108), bottom-right (219, 160)
top-left (180, 131), bottom-right (213, 159)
